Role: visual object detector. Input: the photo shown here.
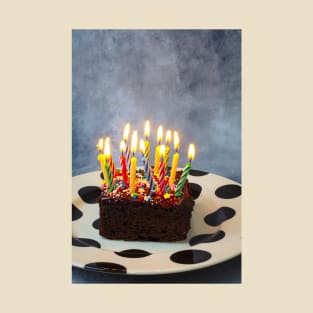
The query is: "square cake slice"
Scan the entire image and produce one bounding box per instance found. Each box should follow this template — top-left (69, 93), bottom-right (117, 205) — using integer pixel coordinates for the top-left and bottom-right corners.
top-left (98, 172), bottom-right (194, 242)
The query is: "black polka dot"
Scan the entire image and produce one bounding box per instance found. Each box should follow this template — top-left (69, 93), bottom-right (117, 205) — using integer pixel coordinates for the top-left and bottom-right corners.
top-left (189, 169), bottom-right (208, 176)
top-left (204, 207), bottom-right (236, 226)
top-left (92, 218), bottom-right (99, 230)
top-left (170, 249), bottom-right (211, 264)
top-left (189, 230), bottom-right (225, 246)
top-left (115, 249), bottom-right (151, 258)
top-left (72, 237), bottom-right (101, 248)
top-left (78, 186), bottom-right (101, 203)
top-left (84, 262), bottom-right (127, 274)
top-left (215, 184), bottom-right (241, 199)
top-left (72, 204), bottom-right (83, 221)
top-left (189, 183), bottom-right (202, 199)
top-left (100, 172), bottom-right (104, 180)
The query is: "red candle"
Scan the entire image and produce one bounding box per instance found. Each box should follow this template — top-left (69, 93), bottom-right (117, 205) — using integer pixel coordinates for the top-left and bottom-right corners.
top-left (120, 141), bottom-right (129, 185)
top-left (159, 145), bottom-right (166, 194)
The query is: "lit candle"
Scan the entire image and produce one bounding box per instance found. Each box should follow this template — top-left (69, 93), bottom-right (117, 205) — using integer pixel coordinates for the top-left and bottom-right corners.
top-left (104, 139), bottom-right (114, 192)
top-left (154, 125), bottom-right (163, 176)
top-left (123, 123), bottom-right (131, 171)
top-left (96, 137), bottom-right (103, 152)
top-left (164, 130), bottom-right (171, 173)
top-left (174, 144), bottom-right (195, 197)
top-left (144, 120), bottom-right (150, 162)
top-left (97, 138), bottom-right (107, 185)
top-left (120, 140), bottom-right (129, 186)
top-left (159, 144), bottom-right (166, 194)
top-left (105, 137), bottom-right (116, 177)
top-left (140, 139), bottom-right (154, 191)
top-left (129, 130), bottom-right (137, 194)
top-left (169, 131), bottom-right (180, 185)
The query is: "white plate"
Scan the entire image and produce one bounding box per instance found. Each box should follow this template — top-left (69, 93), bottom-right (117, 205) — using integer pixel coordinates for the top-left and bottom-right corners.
top-left (72, 169), bottom-right (241, 275)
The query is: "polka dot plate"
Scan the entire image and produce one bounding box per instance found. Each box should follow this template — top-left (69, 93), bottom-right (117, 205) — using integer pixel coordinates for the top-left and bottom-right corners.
top-left (72, 169), bottom-right (241, 275)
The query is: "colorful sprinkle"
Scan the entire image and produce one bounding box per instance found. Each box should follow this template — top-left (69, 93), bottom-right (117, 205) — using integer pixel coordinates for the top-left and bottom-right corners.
top-left (163, 193), bottom-right (171, 199)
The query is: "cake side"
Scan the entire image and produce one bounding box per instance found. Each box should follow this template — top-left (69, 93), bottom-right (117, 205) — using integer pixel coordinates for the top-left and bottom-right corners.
top-left (98, 174), bottom-right (195, 242)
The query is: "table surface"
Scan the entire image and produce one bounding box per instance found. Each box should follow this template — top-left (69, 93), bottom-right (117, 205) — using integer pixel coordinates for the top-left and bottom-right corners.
top-left (72, 254), bottom-right (241, 284)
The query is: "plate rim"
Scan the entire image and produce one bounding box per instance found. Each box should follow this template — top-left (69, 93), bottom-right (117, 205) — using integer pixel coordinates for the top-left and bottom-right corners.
top-left (72, 169), bottom-right (241, 275)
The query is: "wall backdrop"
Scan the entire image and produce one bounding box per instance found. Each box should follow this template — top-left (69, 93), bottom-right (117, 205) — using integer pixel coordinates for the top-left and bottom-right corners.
top-left (72, 30), bottom-right (241, 182)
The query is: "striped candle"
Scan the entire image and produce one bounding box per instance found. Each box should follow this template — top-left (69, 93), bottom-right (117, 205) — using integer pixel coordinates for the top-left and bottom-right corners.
top-left (174, 144), bottom-right (195, 197)
top-left (105, 137), bottom-right (116, 177)
top-left (169, 131), bottom-right (180, 185)
top-left (174, 161), bottom-right (191, 197)
top-left (164, 130), bottom-right (171, 173)
top-left (144, 140), bottom-right (150, 162)
top-left (104, 139), bottom-right (114, 192)
top-left (125, 142), bottom-right (131, 171)
top-left (109, 156), bottom-right (116, 176)
top-left (96, 138), bottom-right (107, 184)
top-left (154, 125), bottom-right (163, 176)
top-left (140, 140), bottom-right (154, 191)
top-left (144, 120), bottom-right (150, 161)
top-left (120, 141), bottom-right (129, 186)
top-left (146, 159), bottom-right (154, 191)
top-left (105, 159), bottom-right (114, 192)
top-left (123, 123), bottom-right (131, 171)
top-left (159, 145), bottom-right (166, 194)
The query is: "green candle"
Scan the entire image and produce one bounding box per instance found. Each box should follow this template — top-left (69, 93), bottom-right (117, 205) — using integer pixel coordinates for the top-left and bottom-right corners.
top-left (174, 161), bottom-right (191, 197)
top-left (174, 144), bottom-right (195, 197)
top-left (104, 140), bottom-right (114, 192)
top-left (105, 160), bottom-right (114, 192)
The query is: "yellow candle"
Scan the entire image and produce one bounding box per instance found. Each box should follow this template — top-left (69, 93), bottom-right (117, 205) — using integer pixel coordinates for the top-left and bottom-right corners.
top-left (144, 120), bottom-right (150, 161)
top-left (129, 130), bottom-right (138, 194)
top-left (164, 130), bottom-right (171, 170)
top-left (97, 138), bottom-right (108, 184)
top-left (169, 131), bottom-right (180, 185)
top-left (154, 125), bottom-right (163, 176)
top-left (103, 140), bottom-right (114, 192)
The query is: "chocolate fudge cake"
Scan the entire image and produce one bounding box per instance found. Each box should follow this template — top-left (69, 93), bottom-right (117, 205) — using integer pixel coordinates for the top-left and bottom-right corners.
top-left (97, 170), bottom-right (195, 242)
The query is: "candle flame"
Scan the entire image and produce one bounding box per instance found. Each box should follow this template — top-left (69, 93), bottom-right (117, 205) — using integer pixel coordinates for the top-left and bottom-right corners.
top-left (157, 125), bottom-right (163, 144)
top-left (104, 138), bottom-right (111, 157)
top-left (160, 144), bottom-right (166, 157)
top-left (188, 144), bottom-right (195, 161)
top-left (120, 140), bottom-right (126, 152)
top-left (174, 131), bottom-right (179, 150)
top-left (144, 120), bottom-right (150, 138)
top-left (97, 138), bottom-right (104, 151)
top-left (139, 139), bottom-right (145, 154)
top-left (165, 130), bottom-right (171, 144)
top-left (105, 137), bottom-right (110, 146)
top-left (123, 123), bottom-right (130, 141)
top-left (131, 130), bottom-right (137, 153)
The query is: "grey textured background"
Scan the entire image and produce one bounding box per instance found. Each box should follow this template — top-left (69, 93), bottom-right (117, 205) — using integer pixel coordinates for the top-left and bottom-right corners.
top-left (72, 30), bottom-right (241, 182)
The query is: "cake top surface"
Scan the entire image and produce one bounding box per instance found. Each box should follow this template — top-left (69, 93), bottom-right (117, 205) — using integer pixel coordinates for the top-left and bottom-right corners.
top-left (100, 169), bottom-right (191, 206)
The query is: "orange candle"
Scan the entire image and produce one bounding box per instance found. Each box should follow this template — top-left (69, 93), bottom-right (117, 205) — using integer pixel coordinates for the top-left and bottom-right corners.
top-left (144, 120), bottom-right (150, 161)
top-left (154, 125), bottom-right (163, 176)
top-left (129, 130), bottom-right (138, 194)
top-left (169, 131), bottom-right (180, 185)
